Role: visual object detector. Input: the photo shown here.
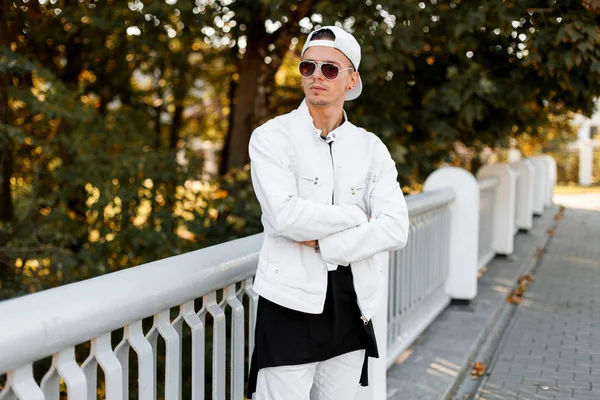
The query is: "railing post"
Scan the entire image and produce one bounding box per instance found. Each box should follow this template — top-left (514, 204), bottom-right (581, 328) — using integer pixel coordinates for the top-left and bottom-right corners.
top-left (355, 252), bottom-right (389, 400)
top-left (508, 147), bottom-right (522, 162)
top-left (510, 160), bottom-right (535, 231)
top-left (526, 157), bottom-right (548, 215)
top-left (477, 164), bottom-right (517, 255)
top-left (579, 138), bottom-right (594, 186)
top-left (423, 167), bottom-right (479, 300)
top-left (542, 155), bottom-right (557, 206)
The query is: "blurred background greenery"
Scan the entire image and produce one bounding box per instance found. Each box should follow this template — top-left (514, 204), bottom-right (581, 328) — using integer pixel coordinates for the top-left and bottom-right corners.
top-left (1, 0), bottom-right (600, 299)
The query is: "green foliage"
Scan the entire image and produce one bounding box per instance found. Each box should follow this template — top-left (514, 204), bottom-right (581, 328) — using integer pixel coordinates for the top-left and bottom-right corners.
top-left (1, 0), bottom-right (599, 300)
top-left (1, 7), bottom-right (261, 298)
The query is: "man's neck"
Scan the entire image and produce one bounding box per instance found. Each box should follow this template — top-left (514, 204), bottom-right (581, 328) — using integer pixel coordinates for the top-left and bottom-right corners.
top-left (306, 102), bottom-right (345, 137)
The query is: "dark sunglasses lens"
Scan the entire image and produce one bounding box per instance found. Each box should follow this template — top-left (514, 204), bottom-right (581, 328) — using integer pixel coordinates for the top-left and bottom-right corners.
top-left (299, 61), bottom-right (316, 77)
top-left (321, 63), bottom-right (340, 80)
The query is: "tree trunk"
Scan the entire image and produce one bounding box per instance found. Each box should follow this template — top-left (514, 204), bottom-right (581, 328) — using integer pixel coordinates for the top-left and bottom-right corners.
top-left (0, 0), bottom-right (14, 222)
top-left (220, 0), bottom-right (315, 174)
top-left (0, 141), bottom-right (13, 222)
top-left (219, 77), bottom-right (237, 174)
top-left (170, 103), bottom-right (184, 150)
top-left (221, 16), bottom-right (267, 173)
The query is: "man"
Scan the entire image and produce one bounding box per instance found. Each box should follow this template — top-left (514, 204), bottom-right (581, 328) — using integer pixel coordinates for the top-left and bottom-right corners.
top-left (247, 25), bottom-right (409, 400)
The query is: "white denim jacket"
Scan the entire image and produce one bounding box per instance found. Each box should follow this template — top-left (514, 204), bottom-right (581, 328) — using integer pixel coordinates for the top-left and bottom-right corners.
top-left (249, 100), bottom-right (409, 321)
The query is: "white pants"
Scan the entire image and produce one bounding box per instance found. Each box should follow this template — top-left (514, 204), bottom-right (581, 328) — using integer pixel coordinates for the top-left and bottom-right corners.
top-left (253, 349), bottom-right (365, 400)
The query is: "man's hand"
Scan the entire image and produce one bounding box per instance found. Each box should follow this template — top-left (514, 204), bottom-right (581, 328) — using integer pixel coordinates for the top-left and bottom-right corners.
top-left (299, 240), bottom-right (320, 253)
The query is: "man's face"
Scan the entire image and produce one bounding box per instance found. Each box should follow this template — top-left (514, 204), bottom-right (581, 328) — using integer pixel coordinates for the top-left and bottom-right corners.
top-left (301, 45), bottom-right (359, 107)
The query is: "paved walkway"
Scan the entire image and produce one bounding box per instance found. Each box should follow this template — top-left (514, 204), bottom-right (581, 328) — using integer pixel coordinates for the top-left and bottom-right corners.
top-left (478, 199), bottom-right (600, 399)
top-left (387, 203), bottom-right (559, 399)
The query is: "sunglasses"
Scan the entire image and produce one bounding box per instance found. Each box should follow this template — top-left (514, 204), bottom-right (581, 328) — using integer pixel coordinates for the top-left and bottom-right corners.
top-left (298, 60), bottom-right (354, 80)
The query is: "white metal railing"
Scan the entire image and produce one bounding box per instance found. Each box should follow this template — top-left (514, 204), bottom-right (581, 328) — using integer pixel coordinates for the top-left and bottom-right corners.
top-left (0, 155), bottom-right (558, 400)
top-left (0, 234), bottom-right (264, 400)
top-left (386, 188), bottom-right (454, 368)
top-left (0, 188), bottom-right (457, 400)
top-left (477, 177), bottom-right (499, 270)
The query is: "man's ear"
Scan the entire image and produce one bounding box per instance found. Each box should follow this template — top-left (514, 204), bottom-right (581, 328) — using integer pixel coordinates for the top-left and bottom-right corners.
top-left (349, 71), bottom-right (360, 90)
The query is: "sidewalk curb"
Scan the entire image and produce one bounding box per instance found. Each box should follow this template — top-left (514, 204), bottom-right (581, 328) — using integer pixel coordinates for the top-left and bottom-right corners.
top-left (442, 205), bottom-right (561, 400)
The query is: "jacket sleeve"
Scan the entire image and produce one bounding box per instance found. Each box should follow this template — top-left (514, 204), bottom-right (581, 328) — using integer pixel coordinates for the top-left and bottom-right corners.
top-left (317, 140), bottom-right (409, 265)
top-left (249, 125), bottom-right (367, 242)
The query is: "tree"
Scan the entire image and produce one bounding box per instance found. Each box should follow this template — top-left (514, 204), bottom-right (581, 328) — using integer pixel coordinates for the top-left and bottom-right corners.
top-left (220, 0), bottom-right (316, 173)
top-left (0, 0), bottom-right (260, 298)
top-left (220, 0), bottom-right (600, 182)
top-left (0, 0), bottom-right (13, 222)
top-left (2, 0), bottom-right (600, 299)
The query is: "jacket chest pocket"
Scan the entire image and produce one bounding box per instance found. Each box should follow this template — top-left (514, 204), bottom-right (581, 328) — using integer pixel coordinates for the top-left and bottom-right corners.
top-left (289, 164), bottom-right (320, 195)
top-left (348, 173), bottom-right (378, 197)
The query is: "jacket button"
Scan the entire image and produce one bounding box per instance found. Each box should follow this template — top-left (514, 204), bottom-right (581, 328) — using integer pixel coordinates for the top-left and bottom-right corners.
top-left (275, 269), bottom-right (279, 273)
top-left (315, 177), bottom-right (319, 180)
top-left (332, 133), bottom-right (336, 138)
top-left (351, 190), bottom-right (355, 195)
top-left (313, 181), bottom-right (317, 185)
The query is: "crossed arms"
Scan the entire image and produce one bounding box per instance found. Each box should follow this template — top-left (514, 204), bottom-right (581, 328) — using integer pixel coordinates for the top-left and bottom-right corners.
top-left (249, 129), bottom-right (409, 266)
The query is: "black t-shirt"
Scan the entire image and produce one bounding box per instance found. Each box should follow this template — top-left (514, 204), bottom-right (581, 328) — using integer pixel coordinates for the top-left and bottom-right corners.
top-left (246, 265), bottom-right (379, 397)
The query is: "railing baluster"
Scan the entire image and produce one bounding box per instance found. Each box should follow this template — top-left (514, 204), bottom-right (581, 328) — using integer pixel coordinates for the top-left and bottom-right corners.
top-left (126, 320), bottom-right (155, 400)
top-left (94, 333), bottom-right (124, 400)
top-left (81, 353), bottom-right (97, 400)
top-left (225, 284), bottom-right (245, 399)
top-left (243, 278), bottom-right (259, 362)
top-left (411, 220), bottom-right (418, 305)
top-left (401, 241), bottom-right (408, 315)
top-left (205, 292), bottom-right (226, 400)
top-left (56, 347), bottom-right (87, 399)
top-left (0, 385), bottom-right (17, 400)
top-left (8, 365), bottom-right (43, 400)
top-left (39, 364), bottom-right (58, 400)
top-left (114, 339), bottom-right (130, 400)
top-left (156, 310), bottom-right (182, 400)
top-left (181, 301), bottom-right (204, 400)
top-left (391, 250), bottom-right (399, 342)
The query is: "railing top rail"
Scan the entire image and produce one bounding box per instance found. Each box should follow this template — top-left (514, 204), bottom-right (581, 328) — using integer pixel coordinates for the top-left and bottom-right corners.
top-left (478, 176), bottom-right (499, 192)
top-left (406, 187), bottom-right (455, 215)
top-left (0, 233), bottom-right (264, 374)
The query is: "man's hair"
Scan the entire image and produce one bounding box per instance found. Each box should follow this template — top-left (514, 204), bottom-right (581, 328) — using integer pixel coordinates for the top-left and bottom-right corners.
top-left (310, 28), bottom-right (335, 41)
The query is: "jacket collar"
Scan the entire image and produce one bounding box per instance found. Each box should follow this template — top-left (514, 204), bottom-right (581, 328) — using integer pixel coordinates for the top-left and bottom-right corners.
top-left (297, 99), bottom-right (349, 144)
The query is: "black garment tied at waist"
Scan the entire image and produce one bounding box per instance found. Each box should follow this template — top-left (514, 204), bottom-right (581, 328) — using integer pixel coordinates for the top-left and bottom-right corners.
top-left (247, 265), bottom-right (379, 397)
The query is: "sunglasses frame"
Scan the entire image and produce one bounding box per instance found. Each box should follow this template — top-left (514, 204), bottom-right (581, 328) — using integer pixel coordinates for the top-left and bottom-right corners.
top-left (298, 60), bottom-right (354, 80)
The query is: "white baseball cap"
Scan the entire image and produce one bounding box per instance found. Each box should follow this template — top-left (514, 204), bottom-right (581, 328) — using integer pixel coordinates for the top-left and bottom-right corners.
top-left (301, 26), bottom-right (363, 101)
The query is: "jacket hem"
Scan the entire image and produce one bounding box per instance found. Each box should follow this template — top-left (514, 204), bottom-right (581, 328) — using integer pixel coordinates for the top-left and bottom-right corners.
top-left (253, 275), bottom-right (327, 314)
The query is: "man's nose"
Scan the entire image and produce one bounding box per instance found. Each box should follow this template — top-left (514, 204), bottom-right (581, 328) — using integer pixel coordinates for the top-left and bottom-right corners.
top-left (312, 65), bottom-right (325, 80)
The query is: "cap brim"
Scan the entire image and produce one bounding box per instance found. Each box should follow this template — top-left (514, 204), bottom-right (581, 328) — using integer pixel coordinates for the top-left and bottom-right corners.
top-left (345, 76), bottom-right (362, 101)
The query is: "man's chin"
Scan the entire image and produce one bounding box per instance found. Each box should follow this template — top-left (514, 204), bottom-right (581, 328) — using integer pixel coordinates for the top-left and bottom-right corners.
top-left (306, 95), bottom-right (330, 107)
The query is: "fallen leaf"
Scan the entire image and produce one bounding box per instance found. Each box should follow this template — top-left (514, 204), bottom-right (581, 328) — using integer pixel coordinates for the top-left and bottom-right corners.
top-left (471, 361), bottom-right (488, 377)
top-left (536, 248), bottom-right (545, 260)
top-left (518, 274), bottom-right (534, 284)
top-left (534, 383), bottom-right (560, 391)
top-left (507, 294), bottom-right (522, 304)
top-left (547, 229), bottom-right (555, 236)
